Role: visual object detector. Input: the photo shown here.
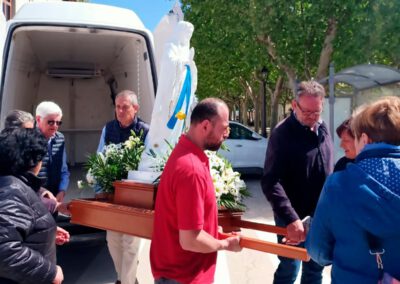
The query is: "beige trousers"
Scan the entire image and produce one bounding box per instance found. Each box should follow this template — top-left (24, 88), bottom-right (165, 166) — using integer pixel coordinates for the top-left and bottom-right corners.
top-left (106, 230), bottom-right (141, 284)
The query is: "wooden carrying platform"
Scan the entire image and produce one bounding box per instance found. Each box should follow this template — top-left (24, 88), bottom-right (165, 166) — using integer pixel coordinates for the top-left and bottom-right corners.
top-left (69, 199), bottom-right (154, 239)
top-left (69, 180), bottom-right (309, 261)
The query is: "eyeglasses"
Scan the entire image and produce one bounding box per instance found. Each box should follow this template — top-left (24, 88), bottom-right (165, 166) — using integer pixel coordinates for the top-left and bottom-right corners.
top-left (47, 120), bottom-right (62, 126)
top-left (296, 101), bottom-right (322, 117)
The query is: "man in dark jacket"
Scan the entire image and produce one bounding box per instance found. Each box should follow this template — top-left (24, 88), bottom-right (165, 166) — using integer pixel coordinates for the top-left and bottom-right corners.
top-left (261, 80), bottom-right (333, 284)
top-left (96, 90), bottom-right (149, 284)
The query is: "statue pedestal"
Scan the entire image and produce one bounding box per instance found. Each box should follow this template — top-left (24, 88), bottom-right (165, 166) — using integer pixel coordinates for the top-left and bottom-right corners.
top-left (113, 180), bottom-right (157, 210)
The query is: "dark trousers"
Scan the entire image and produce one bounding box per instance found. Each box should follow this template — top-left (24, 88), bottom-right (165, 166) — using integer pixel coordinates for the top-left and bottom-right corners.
top-left (154, 278), bottom-right (181, 284)
top-left (273, 216), bottom-right (324, 284)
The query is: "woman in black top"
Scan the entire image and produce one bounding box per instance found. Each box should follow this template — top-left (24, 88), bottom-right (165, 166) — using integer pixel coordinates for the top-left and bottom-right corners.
top-left (334, 119), bottom-right (357, 172)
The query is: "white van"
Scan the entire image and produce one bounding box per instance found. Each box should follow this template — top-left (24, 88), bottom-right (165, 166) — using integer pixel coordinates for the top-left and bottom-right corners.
top-left (0, 2), bottom-right (158, 192)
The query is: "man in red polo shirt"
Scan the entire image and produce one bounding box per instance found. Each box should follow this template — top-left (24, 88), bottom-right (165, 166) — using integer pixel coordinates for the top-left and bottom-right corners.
top-left (150, 98), bottom-right (242, 284)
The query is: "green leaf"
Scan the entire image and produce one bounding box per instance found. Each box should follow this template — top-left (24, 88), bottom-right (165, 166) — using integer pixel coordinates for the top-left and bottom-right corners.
top-left (83, 131), bottom-right (145, 193)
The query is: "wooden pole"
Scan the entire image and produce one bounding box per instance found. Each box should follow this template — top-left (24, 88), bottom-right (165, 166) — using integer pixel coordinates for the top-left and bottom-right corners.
top-left (231, 219), bottom-right (287, 236)
top-left (219, 233), bottom-right (309, 262)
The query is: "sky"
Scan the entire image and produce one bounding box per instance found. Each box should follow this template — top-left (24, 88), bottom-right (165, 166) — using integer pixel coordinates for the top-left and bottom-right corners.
top-left (90, 0), bottom-right (177, 31)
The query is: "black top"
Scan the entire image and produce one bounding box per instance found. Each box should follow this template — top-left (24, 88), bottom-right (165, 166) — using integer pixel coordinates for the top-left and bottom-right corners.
top-left (261, 113), bottom-right (334, 225)
top-left (0, 172), bottom-right (57, 284)
top-left (105, 116), bottom-right (149, 145)
top-left (333, 156), bottom-right (355, 172)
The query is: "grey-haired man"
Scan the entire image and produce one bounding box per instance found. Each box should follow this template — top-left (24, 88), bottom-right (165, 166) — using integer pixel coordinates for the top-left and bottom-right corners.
top-left (36, 101), bottom-right (70, 203)
top-left (261, 81), bottom-right (333, 284)
top-left (97, 90), bottom-right (149, 284)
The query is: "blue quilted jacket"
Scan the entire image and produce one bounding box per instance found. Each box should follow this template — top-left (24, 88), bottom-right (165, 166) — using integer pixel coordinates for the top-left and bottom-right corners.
top-left (306, 143), bottom-right (400, 283)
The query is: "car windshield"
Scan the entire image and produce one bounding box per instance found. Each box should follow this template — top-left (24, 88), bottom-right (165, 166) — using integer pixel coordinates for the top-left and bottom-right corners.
top-left (229, 123), bottom-right (253, 140)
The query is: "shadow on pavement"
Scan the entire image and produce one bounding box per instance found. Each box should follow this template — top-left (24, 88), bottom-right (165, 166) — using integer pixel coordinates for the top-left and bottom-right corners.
top-left (57, 242), bottom-right (116, 284)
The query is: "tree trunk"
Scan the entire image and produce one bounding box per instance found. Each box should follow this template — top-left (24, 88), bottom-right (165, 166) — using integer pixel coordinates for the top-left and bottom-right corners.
top-left (229, 104), bottom-right (235, 120)
top-left (219, 91), bottom-right (236, 120)
top-left (257, 34), bottom-right (297, 94)
top-left (254, 94), bottom-right (261, 133)
top-left (270, 76), bottom-right (284, 130)
top-left (239, 77), bottom-right (259, 128)
top-left (316, 18), bottom-right (337, 80)
top-left (240, 96), bottom-right (248, 124)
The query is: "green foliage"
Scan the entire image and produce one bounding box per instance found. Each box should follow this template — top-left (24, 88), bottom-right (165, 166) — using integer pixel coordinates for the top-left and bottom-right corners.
top-left (85, 131), bottom-right (145, 193)
top-left (181, 0), bottom-right (400, 99)
top-left (182, 0), bottom-right (268, 99)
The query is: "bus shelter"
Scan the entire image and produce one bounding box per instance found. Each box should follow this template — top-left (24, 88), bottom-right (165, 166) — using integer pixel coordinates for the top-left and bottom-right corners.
top-left (320, 64), bottom-right (400, 160)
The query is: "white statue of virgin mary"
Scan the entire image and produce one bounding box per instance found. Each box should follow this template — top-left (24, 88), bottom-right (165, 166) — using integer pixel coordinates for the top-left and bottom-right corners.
top-left (138, 20), bottom-right (197, 172)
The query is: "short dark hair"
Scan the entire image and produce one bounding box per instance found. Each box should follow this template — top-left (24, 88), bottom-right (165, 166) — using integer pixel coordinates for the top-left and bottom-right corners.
top-left (4, 109), bottom-right (34, 129)
top-left (190, 98), bottom-right (227, 125)
top-left (336, 118), bottom-right (354, 138)
top-left (0, 128), bottom-right (47, 175)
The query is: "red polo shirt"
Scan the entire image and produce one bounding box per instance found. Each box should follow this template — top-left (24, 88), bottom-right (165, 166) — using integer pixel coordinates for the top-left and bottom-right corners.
top-left (150, 135), bottom-right (218, 284)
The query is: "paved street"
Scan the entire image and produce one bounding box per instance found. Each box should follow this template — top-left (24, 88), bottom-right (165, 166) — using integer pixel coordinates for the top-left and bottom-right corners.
top-left (61, 175), bottom-right (331, 283)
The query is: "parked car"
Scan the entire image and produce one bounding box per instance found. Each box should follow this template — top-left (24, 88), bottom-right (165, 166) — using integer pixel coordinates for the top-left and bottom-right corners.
top-left (218, 121), bottom-right (267, 175)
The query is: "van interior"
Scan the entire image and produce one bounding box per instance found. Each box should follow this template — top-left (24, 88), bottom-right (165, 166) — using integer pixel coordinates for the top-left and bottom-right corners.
top-left (0, 25), bottom-right (156, 198)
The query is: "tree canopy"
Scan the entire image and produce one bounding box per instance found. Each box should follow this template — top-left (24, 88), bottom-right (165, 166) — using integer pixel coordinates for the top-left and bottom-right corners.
top-left (181, 0), bottom-right (400, 128)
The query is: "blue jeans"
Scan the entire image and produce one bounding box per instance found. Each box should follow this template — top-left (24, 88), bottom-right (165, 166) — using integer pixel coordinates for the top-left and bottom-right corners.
top-left (273, 216), bottom-right (323, 284)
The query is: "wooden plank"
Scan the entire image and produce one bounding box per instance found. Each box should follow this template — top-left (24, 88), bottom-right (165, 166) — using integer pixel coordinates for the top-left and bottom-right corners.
top-left (231, 219), bottom-right (287, 236)
top-left (69, 199), bottom-right (154, 239)
top-left (219, 233), bottom-right (310, 262)
top-left (113, 180), bottom-right (157, 209)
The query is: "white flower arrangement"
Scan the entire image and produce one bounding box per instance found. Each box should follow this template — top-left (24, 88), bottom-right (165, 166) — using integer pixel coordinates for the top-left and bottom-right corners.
top-left (148, 141), bottom-right (250, 211)
top-left (78, 132), bottom-right (249, 211)
top-left (77, 131), bottom-right (145, 193)
top-left (205, 150), bottom-right (250, 211)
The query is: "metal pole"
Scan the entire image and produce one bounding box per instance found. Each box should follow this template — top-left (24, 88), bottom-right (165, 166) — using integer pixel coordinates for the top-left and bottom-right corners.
top-left (262, 80), bottom-right (267, 137)
top-left (329, 62), bottom-right (335, 141)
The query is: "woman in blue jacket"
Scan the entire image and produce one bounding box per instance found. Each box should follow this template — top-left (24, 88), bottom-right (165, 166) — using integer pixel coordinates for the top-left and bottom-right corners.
top-left (306, 96), bottom-right (400, 283)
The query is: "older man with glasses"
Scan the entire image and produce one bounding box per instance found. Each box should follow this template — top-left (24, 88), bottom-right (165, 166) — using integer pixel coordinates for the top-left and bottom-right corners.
top-left (36, 101), bottom-right (70, 203)
top-left (261, 80), bottom-right (333, 284)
